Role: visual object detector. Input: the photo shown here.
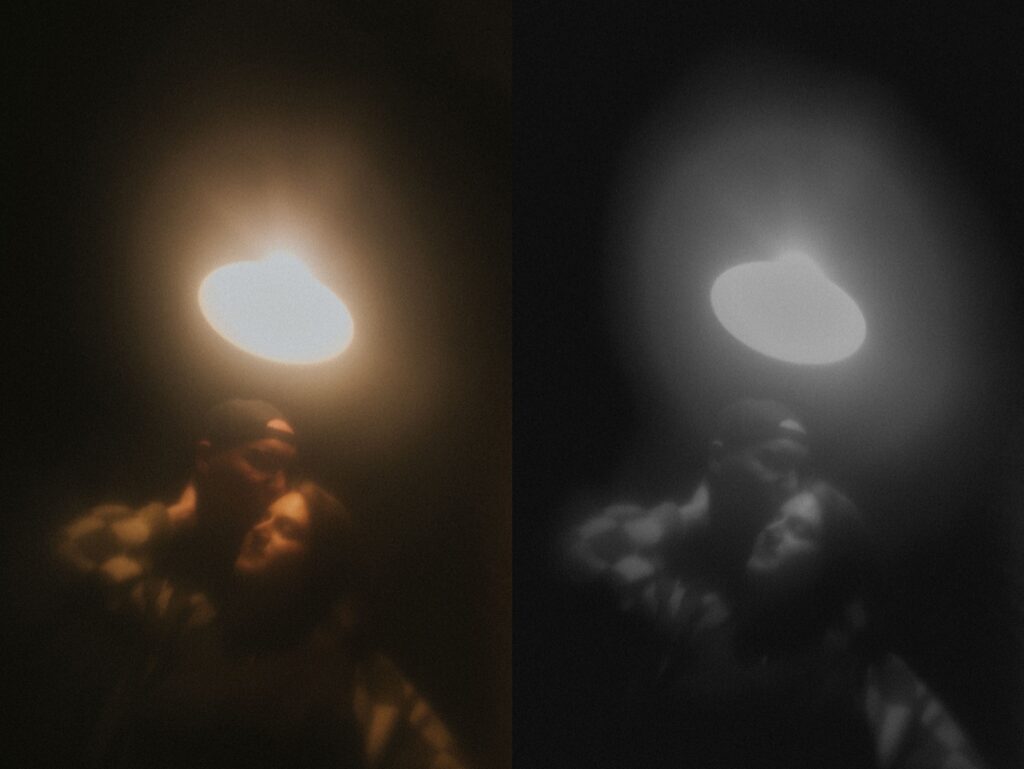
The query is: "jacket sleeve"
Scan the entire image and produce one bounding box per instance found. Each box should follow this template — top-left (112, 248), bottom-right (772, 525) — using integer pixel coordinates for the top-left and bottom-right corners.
top-left (864, 653), bottom-right (989, 769)
top-left (352, 652), bottom-right (468, 769)
top-left (54, 501), bottom-right (174, 616)
top-left (564, 486), bottom-right (714, 628)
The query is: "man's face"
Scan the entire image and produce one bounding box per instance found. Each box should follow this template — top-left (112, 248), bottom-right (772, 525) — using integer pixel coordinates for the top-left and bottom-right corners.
top-left (723, 436), bottom-right (807, 501)
top-left (711, 436), bottom-right (808, 545)
top-left (198, 434), bottom-right (297, 532)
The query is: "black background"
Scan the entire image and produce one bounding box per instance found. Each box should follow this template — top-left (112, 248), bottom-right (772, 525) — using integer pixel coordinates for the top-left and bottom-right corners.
top-left (516, 3), bottom-right (1024, 768)
top-left (6, 1), bottom-right (508, 767)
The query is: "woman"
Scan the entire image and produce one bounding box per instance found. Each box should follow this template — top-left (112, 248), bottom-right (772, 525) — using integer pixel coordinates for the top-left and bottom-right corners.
top-left (75, 481), bottom-right (465, 769)
top-left (635, 480), bottom-right (986, 769)
top-left (746, 481), bottom-right (989, 769)
top-left (740, 479), bottom-right (872, 664)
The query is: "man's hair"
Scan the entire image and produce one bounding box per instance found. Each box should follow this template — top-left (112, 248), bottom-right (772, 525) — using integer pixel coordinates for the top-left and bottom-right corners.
top-left (200, 398), bottom-right (296, 449)
top-left (713, 397), bottom-right (808, 451)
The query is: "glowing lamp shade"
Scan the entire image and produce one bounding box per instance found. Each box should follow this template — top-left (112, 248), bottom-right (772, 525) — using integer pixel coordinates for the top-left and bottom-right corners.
top-left (199, 253), bottom-right (354, 364)
top-left (710, 253), bottom-right (866, 365)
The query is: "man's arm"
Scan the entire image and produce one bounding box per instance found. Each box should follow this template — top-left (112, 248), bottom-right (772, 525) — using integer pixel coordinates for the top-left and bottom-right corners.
top-left (864, 653), bottom-right (989, 769)
top-left (53, 494), bottom-right (183, 616)
top-left (564, 485), bottom-right (710, 619)
top-left (352, 652), bottom-right (468, 769)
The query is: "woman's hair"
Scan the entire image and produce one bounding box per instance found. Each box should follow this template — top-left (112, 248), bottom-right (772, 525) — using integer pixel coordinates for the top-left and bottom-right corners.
top-left (293, 479), bottom-right (360, 613)
top-left (225, 479), bottom-right (364, 648)
top-left (798, 478), bottom-right (874, 633)
top-left (741, 478), bottom-right (877, 659)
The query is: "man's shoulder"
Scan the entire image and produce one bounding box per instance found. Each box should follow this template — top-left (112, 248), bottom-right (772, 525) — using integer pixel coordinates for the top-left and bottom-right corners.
top-left (565, 484), bottom-right (710, 586)
top-left (576, 484), bottom-right (709, 548)
top-left (57, 499), bottom-right (174, 581)
top-left (68, 499), bottom-right (170, 537)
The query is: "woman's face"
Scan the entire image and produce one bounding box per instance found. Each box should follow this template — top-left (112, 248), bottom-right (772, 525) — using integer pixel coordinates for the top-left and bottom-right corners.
top-left (746, 490), bottom-right (824, 589)
top-left (234, 491), bottom-right (311, 579)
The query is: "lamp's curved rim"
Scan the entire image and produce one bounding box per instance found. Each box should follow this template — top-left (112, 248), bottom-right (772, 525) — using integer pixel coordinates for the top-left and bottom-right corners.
top-left (198, 255), bottom-right (354, 365)
top-left (710, 257), bottom-right (866, 365)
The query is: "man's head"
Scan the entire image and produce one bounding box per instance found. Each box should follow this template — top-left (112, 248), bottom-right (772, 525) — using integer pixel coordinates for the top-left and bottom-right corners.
top-left (706, 398), bottom-right (809, 557)
top-left (194, 399), bottom-right (298, 541)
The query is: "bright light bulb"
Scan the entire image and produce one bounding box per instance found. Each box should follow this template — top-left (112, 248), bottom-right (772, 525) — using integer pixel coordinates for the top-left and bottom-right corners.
top-left (199, 253), bottom-right (354, 364)
top-left (710, 254), bottom-right (865, 365)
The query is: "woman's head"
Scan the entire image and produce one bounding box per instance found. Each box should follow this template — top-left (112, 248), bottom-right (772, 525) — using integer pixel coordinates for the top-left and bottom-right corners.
top-left (746, 479), bottom-right (869, 609)
top-left (233, 479), bottom-right (355, 607)
top-left (234, 489), bottom-right (310, 580)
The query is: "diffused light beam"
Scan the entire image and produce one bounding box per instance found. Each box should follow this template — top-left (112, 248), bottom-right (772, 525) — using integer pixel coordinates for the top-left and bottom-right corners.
top-left (710, 252), bottom-right (866, 365)
top-left (199, 252), bottom-right (354, 364)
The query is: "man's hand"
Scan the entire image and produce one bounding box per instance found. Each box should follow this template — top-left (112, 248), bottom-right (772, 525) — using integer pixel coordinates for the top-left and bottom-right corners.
top-left (166, 482), bottom-right (197, 526)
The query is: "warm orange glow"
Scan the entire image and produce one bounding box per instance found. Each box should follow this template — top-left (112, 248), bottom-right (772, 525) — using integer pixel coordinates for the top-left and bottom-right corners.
top-left (198, 252), bottom-right (354, 364)
top-left (124, 111), bottom-right (448, 442)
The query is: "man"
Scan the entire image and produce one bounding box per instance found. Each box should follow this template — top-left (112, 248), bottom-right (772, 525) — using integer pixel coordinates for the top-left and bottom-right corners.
top-left (566, 397), bottom-right (809, 629)
top-left (556, 398), bottom-right (809, 766)
top-left (57, 398), bottom-right (298, 604)
top-left (44, 399), bottom-right (299, 763)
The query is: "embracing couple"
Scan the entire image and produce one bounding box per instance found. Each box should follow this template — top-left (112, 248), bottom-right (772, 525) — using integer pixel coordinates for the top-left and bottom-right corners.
top-left (57, 398), bottom-right (464, 769)
top-left (567, 398), bottom-right (986, 769)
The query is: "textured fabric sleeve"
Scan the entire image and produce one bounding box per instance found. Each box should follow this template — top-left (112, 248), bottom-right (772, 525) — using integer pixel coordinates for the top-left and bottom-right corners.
top-left (54, 501), bottom-right (173, 615)
top-left (564, 486), bottom-right (709, 619)
top-left (863, 653), bottom-right (989, 769)
top-left (352, 652), bottom-right (468, 769)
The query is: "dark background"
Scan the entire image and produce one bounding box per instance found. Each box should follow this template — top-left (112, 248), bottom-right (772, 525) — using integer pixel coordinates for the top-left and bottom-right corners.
top-left (516, 3), bottom-right (1024, 768)
top-left (5, 1), bottom-right (508, 767)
